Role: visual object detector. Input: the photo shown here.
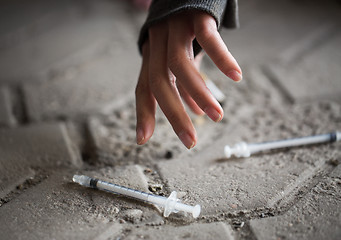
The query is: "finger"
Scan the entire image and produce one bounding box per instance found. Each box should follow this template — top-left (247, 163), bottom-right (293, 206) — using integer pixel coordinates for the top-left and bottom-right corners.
top-left (168, 14), bottom-right (224, 122)
top-left (149, 23), bottom-right (197, 149)
top-left (177, 81), bottom-right (205, 115)
top-left (194, 12), bottom-right (242, 82)
top-left (135, 41), bottom-right (156, 145)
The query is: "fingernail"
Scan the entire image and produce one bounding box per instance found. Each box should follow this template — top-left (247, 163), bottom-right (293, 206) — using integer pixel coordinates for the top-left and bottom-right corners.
top-left (205, 107), bottom-right (223, 122)
top-left (179, 132), bottom-right (195, 149)
top-left (136, 128), bottom-right (145, 145)
top-left (227, 70), bottom-right (242, 82)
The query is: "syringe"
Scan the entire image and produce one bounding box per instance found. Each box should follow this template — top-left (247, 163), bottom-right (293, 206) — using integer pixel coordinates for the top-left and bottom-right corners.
top-left (72, 175), bottom-right (201, 218)
top-left (224, 131), bottom-right (341, 158)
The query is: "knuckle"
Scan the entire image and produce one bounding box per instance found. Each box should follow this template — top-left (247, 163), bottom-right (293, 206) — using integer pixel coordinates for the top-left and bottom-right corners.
top-left (168, 73), bottom-right (176, 86)
top-left (196, 21), bottom-right (216, 39)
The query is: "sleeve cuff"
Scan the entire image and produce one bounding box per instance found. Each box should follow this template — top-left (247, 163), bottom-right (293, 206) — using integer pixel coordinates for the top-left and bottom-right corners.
top-left (137, 0), bottom-right (238, 55)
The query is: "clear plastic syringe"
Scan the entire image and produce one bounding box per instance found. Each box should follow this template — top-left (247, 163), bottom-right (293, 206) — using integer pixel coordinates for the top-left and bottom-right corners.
top-left (73, 175), bottom-right (201, 218)
top-left (224, 131), bottom-right (341, 158)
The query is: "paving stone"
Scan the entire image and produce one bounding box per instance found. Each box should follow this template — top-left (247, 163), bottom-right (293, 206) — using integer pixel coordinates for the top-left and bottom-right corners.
top-left (124, 222), bottom-right (235, 240)
top-left (0, 165), bottom-right (163, 239)
top-left (249, 165), bottom-right (341, 240)
top-left (87, 103), bottom-right (190, 166)
top-left (330, 163), bottom-right (341, 178)
top-left (0, 171), bottom-right (123, 240)
top-left (0, 0), bottom-right (143, 85)
top-left (20, 1), bottom-right (144, 121)
top-left (23, 40), bottom-right (140, 121)
top-left (201, 60), bottom-right (288, 107)
top-left (266, 30), bottom-right (341, 104)
top-left (86, 64), bottom-right (286, 166)
top-left (0, 0), bottom-right (91, 60)
top-left (0, 123), bottom-right (81, 198)
top-left (0, 87), bottom-right (16, 127)
top-left (0, 0), bottom-right (68, 37)
top-left (222, 0), bottom-right (341, 65)
top-left (156, 101), bottom-right (341, 216)
top-left (0, 0), bottom-right (340, 239)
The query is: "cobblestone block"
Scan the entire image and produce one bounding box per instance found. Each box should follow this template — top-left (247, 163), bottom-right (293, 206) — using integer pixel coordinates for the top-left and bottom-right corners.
top-left (266, 31), bottom-right (341, 104)
top-left (86, 64), bottom-right (285, 166)
top-left (21, 1), bottom-right (143, 121)
top-left (0, 0), bottom-right (68, 37)
top-left (0, 87), bottom-right (16, 127)
top-left (0, 123), bottom-right (81, 198)
top-left (249, 165), bottom-right (341, 240)
top-left (124, 222), bottom-right (235, 240)
top-left (330, 163), bottom-right (341, 178)
top-left (23, 41), bottom-right (140, 121)
top-left (201, 62), bottom-right (289, 107)
top-left (0, 171), bottom-right (123, 240)
top-left (0, 164), bottom-right (161, 239)
top-left (156, 102), bottom-right (341, 216)
top-left (87, 103), bottom-right (191, 166)
top-left (0, 0), bottom-right (142, 85)
top-left (223, 0), bottom-right (341, 65)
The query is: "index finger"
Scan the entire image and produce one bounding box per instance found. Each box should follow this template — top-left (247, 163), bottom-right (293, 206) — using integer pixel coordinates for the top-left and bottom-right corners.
top-left (194, 13), bottom-right (242, 82)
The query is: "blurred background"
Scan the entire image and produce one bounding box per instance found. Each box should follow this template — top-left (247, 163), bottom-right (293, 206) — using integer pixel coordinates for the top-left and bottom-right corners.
top-left (0, 0), bottom-right (340, 126)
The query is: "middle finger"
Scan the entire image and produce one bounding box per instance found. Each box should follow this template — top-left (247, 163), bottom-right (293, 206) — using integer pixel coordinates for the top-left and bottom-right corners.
top-left (148, 22), bottom-right (197, 149)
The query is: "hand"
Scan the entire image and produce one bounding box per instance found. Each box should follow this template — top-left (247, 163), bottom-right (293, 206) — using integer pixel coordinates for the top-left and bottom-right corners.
top-left (135, 10), bottom-right (242, 149)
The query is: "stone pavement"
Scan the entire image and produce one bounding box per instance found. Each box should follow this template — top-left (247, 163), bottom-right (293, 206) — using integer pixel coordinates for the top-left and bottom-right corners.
top-left (0, 0), bottom-right (340, 239)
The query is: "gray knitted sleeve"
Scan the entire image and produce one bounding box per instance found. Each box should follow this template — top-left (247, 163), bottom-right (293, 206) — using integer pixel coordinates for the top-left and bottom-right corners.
top-left (137, 0), bottom-right (239, 54)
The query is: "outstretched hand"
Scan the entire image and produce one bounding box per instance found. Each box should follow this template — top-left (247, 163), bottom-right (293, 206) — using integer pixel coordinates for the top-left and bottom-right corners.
top-left (135, 10), bottom-right (242, 149)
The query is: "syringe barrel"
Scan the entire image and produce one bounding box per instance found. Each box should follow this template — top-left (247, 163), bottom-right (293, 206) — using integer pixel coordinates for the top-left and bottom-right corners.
top-left (96, 182), bottom-right (200, 217)
top-left (96, 181), bottom-right (150, 202)
top-left (73, 175), bottom-right (201, 218)
top-left (146, 194), bottom-right (167, 206)
top-left (248, 132), bottom-right (337, 154)
top-left (73, 176), bottom-right (169, 205)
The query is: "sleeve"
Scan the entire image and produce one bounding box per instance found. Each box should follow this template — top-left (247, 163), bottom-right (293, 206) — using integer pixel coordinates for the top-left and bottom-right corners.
top-left (137, 0), bottom-right (239, 55)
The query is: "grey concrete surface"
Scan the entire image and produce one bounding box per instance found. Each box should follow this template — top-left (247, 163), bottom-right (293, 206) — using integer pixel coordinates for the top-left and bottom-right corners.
top-left (124, 222), bottom-right (236, 240)
top-left (0, 171), bottom-right (124, 240)
top-left (268, 31), bottom-right (341, 104)
top-left (0, 87), bottom-right (16, 127)
top-left (0, 123), bottom-right (81, 198)
top-left (0, 0), bottom-right (340, 239)
top-left (225, 0), bottom-right (341, 65)
top-left (250, 165), bottom-right (341, 240)
top-left (156, 101), bottom-right (340, 216)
